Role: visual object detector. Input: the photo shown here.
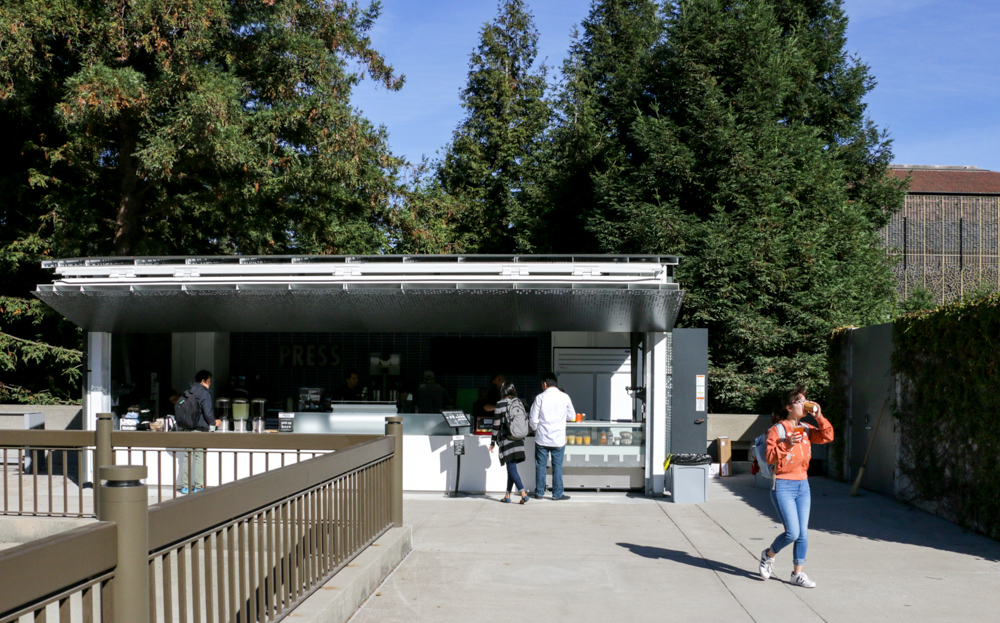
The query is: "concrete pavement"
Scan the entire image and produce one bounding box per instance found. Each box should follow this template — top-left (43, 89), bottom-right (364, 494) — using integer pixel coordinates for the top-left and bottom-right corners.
top-left (348, 475), bottom-right (1000, 622)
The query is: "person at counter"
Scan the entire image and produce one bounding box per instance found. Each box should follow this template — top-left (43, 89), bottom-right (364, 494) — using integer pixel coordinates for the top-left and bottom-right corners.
top-left (481, 373), bottom-right (504, 414)
top-left (416, 370), bottom-right (451, 414)
top-left (177, 370), bottom-right (217, 494)
top-left (529, 372), bottom-right (576, 501)
top-left (332, 369), bottom-right (365, 401)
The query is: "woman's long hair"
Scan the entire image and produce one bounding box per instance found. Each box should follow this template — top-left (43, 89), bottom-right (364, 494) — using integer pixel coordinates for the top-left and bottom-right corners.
top-left (501, 381), bottom-right (518, 399)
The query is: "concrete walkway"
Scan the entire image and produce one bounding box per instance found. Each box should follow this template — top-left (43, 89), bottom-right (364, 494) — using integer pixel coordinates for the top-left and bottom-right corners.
top-left (349, 475), bottom-right (1000, 622)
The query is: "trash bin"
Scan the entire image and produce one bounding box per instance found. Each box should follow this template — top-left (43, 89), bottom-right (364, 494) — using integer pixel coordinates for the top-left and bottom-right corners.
top-left (668, 464), bottom-right (709, 503)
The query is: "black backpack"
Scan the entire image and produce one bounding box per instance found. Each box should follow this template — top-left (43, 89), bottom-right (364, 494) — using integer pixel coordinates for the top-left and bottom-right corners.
top-left (174, 390), bottom-right (201, 430)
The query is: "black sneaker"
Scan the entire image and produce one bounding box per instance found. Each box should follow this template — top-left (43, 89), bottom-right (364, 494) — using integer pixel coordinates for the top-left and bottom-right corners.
top-left (551, 494), bottom-right (572, 501)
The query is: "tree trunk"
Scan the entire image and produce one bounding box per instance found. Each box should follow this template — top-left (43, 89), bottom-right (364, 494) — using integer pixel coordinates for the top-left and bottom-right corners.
top-left (114, 121), bottom-right (140, 256)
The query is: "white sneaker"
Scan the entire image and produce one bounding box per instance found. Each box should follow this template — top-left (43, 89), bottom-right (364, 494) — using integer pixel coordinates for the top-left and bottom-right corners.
top-left (790, 571), bottom-right (816, 588)
top-left (758, 549), bottom-right (774, 580)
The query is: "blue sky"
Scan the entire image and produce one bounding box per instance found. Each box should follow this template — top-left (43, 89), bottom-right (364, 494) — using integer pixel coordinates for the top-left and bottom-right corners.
top-left (351, 0), bottom-right (1000, 171)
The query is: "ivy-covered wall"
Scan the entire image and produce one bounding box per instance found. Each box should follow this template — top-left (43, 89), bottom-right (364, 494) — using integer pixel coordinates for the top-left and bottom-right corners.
top-left (892, 293), bottom-right (1000, 538)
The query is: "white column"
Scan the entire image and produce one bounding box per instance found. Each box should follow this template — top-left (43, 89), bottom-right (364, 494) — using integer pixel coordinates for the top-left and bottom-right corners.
top-left (644, 332), bottom-right (668, 496)
top-left (85, 332), bottom-right (112, 484)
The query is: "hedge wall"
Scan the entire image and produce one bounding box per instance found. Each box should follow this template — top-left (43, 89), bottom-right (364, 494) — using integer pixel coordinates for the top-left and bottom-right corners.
top-left (892, 293), bottom-right (1000, 538)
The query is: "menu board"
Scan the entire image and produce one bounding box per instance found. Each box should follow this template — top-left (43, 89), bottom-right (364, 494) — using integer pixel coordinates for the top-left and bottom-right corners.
top-left (441, 410), bottom-right (470, 428)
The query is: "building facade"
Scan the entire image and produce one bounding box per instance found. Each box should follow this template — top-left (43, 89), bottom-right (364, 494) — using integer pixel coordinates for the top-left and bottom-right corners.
top-left (883, 165), bottom-right (1000, 304)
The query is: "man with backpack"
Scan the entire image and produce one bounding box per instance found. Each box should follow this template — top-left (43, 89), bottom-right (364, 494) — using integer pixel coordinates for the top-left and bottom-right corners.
top-left (175, 370), bottom-right (217, 494)
top-left (529, 372), bottom-right (576, 501)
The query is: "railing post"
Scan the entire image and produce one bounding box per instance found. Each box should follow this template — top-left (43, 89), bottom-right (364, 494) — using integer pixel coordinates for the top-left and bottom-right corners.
top-left (385, 417), bottom-right (403, 527)
top-left (98, 465), bottom-right (149, 623)
top-left (95, 412), bottom-right (114, 511)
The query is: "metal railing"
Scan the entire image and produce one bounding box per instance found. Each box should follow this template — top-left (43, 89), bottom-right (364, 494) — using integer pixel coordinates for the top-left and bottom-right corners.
top-left (0, 522), bottom-right (117, 622)
top-left (0, 417), bottom-right (403, 622)
top-left (0, 426), bottom-right (378, 516)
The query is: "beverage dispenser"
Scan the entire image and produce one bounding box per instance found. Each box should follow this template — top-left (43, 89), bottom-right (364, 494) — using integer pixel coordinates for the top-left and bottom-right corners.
top-left (251, 398), bottom-right (267, 433)
top-left (232, 398), bottom-right (249, 432)
top-left (215, 398), bottom-right (231, 432)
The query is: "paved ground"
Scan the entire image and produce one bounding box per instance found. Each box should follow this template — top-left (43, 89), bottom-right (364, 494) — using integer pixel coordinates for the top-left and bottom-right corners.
top-left (349, 475), bottom-right (1000, 623)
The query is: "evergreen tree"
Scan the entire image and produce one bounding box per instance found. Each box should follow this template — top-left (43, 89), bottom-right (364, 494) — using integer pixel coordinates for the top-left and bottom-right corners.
top-left (653, 0), bottom-right (904, 410)
top-left (436, 0), bottom-right (549, 253)
top-left (0, 0), bottom-right (404, 258)
top-left (0, 0), bottom-right (403, 403)
top-left (541, 0), bottom-right (904, 411)
top-left (536, 0), bottom-right (663, 253)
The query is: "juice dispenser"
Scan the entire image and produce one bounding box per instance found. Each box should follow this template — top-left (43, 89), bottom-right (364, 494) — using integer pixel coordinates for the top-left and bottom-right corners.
top-left (232, 398), bottom-right (249, 432)
top-left (251, 398), bottom-right (267, 433)
top-left (215, 398), bottom-right (231, 432)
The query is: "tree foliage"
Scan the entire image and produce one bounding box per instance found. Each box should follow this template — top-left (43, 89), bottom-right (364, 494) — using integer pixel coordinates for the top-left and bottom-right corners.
top-left (0, 0), bottom-right (404, 258)
top-left (534, 0), bottom-right (905, 411)
top-left (435, 0), bottom-right (550, 253)
top-left (0, 0), bottom-right (404, 403)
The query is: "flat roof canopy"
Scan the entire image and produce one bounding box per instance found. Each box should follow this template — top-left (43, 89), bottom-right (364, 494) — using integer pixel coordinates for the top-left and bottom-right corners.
top-left (35, 255), bottom-right (685, 333)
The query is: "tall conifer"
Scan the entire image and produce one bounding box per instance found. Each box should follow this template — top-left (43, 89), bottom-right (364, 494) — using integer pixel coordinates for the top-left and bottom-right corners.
top-left (436, 0), bottom-right (550, 253)
top-left (541, 0), bottom-right (904, 410)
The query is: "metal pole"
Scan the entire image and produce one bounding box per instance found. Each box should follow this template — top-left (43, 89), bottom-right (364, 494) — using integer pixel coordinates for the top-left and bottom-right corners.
top-left (95, 412), bottom-right (114, 511)
top-left (98, 465), bottom-right (149, 623)
top-left (384, 417), bottom-right (403, 528)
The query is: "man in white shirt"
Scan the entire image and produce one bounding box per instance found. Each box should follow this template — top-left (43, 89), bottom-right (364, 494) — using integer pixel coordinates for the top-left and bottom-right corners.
top-left (529, 372), bottom-right (576, 500)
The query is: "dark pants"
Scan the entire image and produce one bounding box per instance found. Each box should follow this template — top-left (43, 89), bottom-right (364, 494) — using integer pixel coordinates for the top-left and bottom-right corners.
top-left (506, 461), bottom-right (525, 494)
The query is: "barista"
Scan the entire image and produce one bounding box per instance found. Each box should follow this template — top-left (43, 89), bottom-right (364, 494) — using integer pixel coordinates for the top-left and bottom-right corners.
top-left (481, 372), bottom-right (504, 414)
top-left (416, 370), bottom-right (451, 414)
top-left (332, 369), bottom-right (365, 402)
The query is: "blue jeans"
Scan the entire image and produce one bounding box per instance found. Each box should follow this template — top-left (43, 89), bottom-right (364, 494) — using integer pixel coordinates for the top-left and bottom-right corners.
top-left (506, 461), bottom-right (525, 494)
top-left (534, 445), bottom-right (565, 498)
top-left (769, 478), bottom-right (811, 565)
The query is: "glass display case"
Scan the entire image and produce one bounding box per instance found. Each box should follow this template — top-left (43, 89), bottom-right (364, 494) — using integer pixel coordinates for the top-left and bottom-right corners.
top-left (564, 421), bottom-right (645, 468)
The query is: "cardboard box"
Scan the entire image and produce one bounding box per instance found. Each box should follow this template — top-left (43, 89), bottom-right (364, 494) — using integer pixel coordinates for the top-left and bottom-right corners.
top-left (717, 436), bottom-right (732, 477)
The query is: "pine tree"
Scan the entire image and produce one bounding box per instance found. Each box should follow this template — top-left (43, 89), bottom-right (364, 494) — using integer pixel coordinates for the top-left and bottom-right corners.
top-left (540, 0), bottom-right (904, 411)
top-left (535, 0), bottom-right (664, 253)
top-left (435, 0), bottom-right (550, 253)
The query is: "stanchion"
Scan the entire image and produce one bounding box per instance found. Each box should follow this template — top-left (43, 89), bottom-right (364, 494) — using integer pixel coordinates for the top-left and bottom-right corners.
top-left (385, 416), bottom-right (403, 527)
top-left (98, 465), bottom-right (149, 623)
top-left (94, 412), bottom-right (114, 510)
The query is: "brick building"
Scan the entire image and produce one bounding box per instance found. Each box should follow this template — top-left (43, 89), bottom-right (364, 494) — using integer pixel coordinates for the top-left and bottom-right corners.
top-left (883, 165), bottom-right (1000, 304)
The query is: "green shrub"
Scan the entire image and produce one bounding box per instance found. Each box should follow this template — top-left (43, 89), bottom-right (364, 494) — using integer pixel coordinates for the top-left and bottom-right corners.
top-left (892, 293), bottom-right (1000, 538)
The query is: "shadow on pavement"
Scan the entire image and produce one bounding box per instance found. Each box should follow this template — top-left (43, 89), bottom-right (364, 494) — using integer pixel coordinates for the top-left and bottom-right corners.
top-left (715, 474), bottom-right (1000, 562)
top-left (617, 542), bottom-right (761, 580)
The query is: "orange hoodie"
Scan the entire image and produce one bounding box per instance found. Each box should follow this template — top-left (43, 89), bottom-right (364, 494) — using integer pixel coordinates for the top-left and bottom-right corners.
top-left (765, 415), bottom-right (834, 480)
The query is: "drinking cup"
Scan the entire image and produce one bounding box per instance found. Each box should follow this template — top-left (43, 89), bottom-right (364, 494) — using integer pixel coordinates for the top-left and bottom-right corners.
top-left (793, 424), bottom-right (806, 443)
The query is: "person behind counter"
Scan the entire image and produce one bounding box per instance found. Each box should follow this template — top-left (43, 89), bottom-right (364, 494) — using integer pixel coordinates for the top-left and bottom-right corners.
top-left (332, 369), bottom-right (365, 401)
top-left (416, 370), bottom-right (451, 414)
top-left (481, 373), bottom-right (504, 414)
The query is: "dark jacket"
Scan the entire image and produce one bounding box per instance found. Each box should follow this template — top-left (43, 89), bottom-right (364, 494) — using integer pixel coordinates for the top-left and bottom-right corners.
top-left (190, 383), bottom-right (215, 431)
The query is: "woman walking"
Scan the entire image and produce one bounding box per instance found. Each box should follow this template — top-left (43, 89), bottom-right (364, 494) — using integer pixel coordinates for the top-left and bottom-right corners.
top-left (490, 382), bottom-right (529, 504)
top-left (758, 388), bottom-right (834, 588)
